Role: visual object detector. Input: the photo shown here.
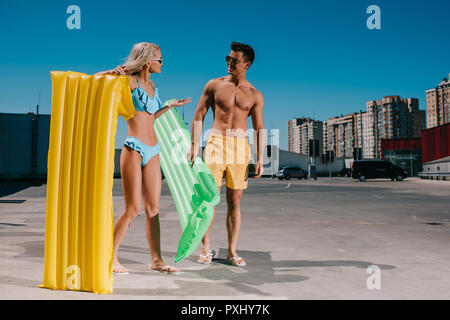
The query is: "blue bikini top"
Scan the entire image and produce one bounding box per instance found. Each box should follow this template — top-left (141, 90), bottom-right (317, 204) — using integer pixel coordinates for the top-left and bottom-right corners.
top-left (131, 73), bottom-right (162, 114)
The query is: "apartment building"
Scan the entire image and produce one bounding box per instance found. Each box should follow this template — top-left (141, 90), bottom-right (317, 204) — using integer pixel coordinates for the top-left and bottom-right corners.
top-left (426, 73), bottom-right (450, 128)
top-left (326, 114), bottom-right (357, 158)
top-left (364, 96), bottom-right (425, 158)
top-left (288, 117), bottom-right (323, 156)
top-left (323, 96), bottom-right (425, 159)
top-left (322, 121), bottom-right (328, 155)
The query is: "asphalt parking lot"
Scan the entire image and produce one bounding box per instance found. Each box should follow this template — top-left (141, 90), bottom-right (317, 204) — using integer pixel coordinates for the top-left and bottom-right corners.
top-left (0, 177), bottom-right (449, 299)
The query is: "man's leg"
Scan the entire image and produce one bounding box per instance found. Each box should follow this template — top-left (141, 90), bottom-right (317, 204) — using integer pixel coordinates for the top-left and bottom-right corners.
top-left (225, 187), bottom-right (245, 265)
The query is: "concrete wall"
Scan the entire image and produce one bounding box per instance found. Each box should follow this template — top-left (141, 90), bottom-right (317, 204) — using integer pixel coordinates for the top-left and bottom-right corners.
top-left (248, 144), bottom-right (279, 176)
top-left (114, 149), bottom-right (121, 178)
top-left (278, 149), bottom-right (345, 176)
top-left (36, 116), bottom-right (50, 175)
top-left (419, 157), bottom-right (450, 181)
top-left (0, 113), bottom-right (50, 179)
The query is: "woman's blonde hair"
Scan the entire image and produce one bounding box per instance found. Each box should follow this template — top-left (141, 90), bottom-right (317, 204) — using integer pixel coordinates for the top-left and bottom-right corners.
top-left (123, 42), bottom-right (160, 74)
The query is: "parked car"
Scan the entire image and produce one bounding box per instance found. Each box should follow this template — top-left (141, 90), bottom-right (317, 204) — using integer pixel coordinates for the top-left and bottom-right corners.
top-left (352, 160), bottom-right (408, 182)
top-left (275, 167), bottom-right (307, 180)
top-left (338, 168), bottom-right (352, 177)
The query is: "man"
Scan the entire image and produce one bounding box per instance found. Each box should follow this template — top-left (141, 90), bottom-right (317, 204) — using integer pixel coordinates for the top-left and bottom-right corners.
top-left (188, 42), bottom-right (265, 267)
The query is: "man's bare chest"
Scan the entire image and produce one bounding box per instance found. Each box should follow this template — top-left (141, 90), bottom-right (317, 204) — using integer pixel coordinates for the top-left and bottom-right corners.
top-left (214, 86), bottom-right (255, 112)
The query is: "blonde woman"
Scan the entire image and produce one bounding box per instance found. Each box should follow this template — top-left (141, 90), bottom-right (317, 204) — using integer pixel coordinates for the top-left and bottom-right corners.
top-left (97, 42), bottom-right (191, 274)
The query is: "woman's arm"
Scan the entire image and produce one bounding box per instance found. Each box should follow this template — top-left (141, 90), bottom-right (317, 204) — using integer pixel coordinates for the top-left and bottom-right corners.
top-left (154, 98), bottom-right (191, 119)
top-left (94, 70), bottom-right (112, 76)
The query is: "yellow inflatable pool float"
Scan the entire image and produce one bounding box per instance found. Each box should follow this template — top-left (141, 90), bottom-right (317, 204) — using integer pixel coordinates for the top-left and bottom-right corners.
top-left (39, 71), bottom-right (135, 294)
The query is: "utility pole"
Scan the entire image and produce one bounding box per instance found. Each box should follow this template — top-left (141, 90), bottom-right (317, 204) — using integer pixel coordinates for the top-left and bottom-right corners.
top-left (328, 150), bottom-right (331, 178)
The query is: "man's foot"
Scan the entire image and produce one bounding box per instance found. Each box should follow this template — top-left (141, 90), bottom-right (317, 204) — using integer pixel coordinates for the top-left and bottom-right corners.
top-left (150, 262), bottom-right (181, 275)
top-left (198, 250), bottom-right (216, 264)
top-left (227, 255), bottom-right (247, 267)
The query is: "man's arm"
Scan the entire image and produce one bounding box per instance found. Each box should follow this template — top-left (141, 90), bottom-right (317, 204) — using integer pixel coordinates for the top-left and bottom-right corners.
top-left (251, 91), bottom-right (265, 178)
top-left (188, 80), bottom-right (215, 167)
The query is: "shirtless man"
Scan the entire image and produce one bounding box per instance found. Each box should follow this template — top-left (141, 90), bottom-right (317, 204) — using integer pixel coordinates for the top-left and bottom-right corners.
top-left (188, 42), bottom-right (265, 267)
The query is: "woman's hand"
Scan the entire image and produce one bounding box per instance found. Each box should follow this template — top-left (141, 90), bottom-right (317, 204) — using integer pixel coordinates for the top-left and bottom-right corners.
top-left (169, 97), bottom-right (192, 108)
top-left (95, 65), bottom-right (129, 76)
top-left (111, 65), bottom-right (129, 75)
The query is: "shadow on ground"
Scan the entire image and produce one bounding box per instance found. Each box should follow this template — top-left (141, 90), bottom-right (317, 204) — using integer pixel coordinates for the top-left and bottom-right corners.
top-left (5, 242), bottom-right (395, 298)
top-left (112, 247), bottom-right (395, 297)
top-left (0, 180), bottom-right (45, 198)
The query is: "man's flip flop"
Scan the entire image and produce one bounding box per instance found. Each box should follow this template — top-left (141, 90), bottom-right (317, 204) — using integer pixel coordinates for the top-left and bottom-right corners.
top-left (198, 250), bottom-right (216, 264)
top-left (113, 265), bottom-right (129, 274)
top-left (149, 265), bottom-right (181, 275)
top-left (228, 256), bottom-right (247, 267)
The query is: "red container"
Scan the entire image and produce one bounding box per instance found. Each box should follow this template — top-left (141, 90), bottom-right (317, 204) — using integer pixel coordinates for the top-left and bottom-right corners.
top-left (421, 123), bottom-right (450, 163)
top-left (381, 138), bottom-right (422, 159)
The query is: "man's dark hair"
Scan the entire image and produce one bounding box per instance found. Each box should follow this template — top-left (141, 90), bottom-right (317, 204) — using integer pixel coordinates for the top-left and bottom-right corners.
top-left (231, 42), bottom-right (255, 66)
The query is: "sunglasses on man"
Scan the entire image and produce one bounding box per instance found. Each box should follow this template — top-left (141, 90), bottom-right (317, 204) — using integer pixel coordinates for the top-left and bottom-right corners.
top-left (226, 56), bottom-right (240, 64)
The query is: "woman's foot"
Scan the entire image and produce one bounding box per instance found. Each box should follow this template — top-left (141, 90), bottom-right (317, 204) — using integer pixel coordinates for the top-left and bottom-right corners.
top-left (113, 257), bottom-right (128, 274)
top-left (113, 264), bottom-right (129, 274)
top-left (198, 250), bottom-right (216, 264)
top-left (150, 261), bottom-right (180, 274)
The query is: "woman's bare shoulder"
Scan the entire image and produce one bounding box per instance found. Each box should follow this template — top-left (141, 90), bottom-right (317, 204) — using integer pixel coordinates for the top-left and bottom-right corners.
top-left (127, 74), bottom-right (138, 91)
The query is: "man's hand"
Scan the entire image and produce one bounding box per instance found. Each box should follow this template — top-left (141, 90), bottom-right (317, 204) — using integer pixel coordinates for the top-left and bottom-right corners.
top-left (187, 143), bottom-right (199, 168)
top-left (253, 161), bottom-right (264, 178)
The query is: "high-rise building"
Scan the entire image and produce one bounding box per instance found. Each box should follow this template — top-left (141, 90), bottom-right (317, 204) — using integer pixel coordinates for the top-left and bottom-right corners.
top-left (364, 96), bottom-right (425, 158)
top-left (288, 117), bottom-right (323, 156)
top-left (324, 96), bottom-right (425, 159)
top-left (326, 114), bottom-right (357, 158)
top-left (426, 73), bottom-right (450, 128)
top-left (288, 118), bottom-right (303, 153)
top-left (322, 121), bottom-right (328, 155)
top-left (360, 108), bottom-right (376, 159)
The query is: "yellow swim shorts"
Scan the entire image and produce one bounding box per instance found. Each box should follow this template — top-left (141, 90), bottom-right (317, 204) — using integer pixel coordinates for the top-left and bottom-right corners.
top-left (203, 133), bottom-right (250, 190)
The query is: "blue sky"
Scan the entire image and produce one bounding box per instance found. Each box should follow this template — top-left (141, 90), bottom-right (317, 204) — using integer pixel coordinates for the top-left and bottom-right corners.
top-left (1, 0), bottom-right (449, 149)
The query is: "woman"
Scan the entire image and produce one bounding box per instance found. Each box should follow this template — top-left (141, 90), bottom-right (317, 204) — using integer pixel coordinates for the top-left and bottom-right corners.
top-left (97, 42), bottom-right (191, 274)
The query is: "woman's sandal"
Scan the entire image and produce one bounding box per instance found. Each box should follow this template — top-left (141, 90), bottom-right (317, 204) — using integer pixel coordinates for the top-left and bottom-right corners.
top-left (198, 250), bottom-right (216, 264)
top-left (150, 265), bottom-right (181, 275)
top-left (227, 256), bottom-right (247, 267)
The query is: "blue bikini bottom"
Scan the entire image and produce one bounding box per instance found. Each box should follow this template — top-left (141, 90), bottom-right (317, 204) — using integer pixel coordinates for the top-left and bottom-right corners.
top-left (123, 136), bottom-right (160, 166)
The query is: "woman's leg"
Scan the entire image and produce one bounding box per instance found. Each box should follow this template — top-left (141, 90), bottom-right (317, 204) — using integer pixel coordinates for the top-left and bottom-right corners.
top-left (141, 153), bottom-right (179, 273)
top-left (113, 146), bottom-right (142, 272)
top-left (199, 184), bottom-right (221, 263)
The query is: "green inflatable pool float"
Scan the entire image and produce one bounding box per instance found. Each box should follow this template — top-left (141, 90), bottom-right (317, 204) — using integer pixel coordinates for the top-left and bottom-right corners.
top-left (154, 100), bottom-right (220, 263)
